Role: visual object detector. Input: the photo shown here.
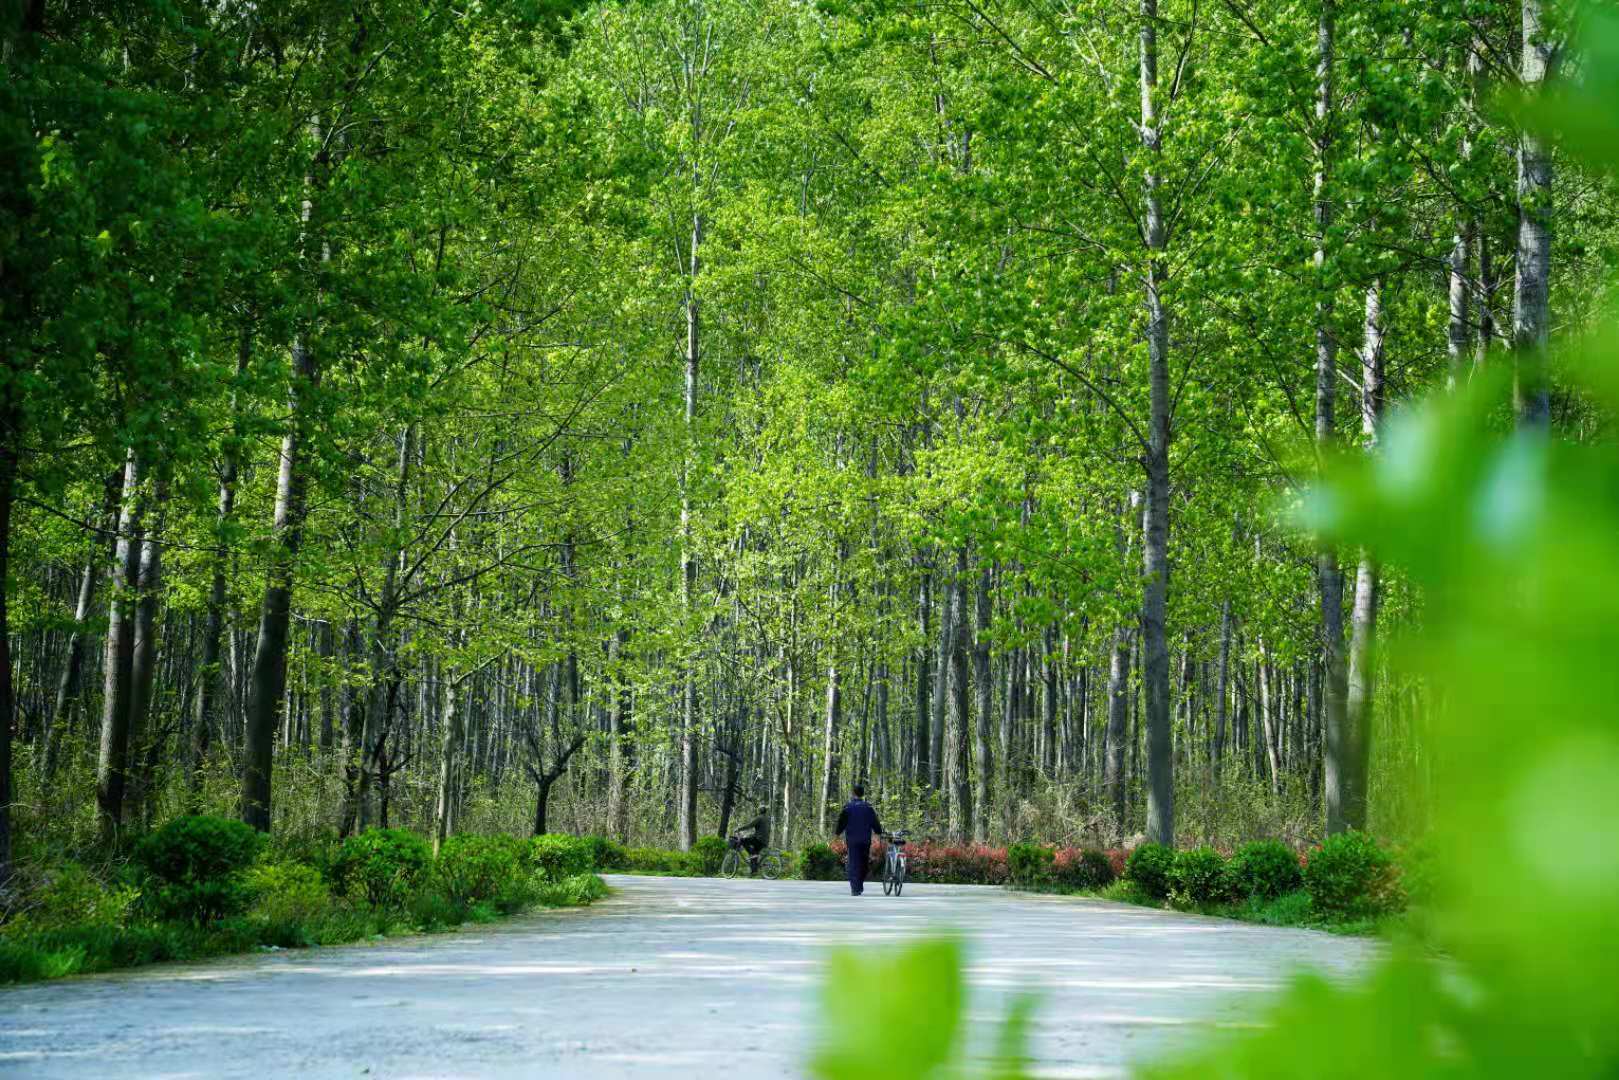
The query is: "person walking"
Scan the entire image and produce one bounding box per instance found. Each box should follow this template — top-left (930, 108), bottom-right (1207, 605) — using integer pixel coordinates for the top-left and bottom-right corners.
top-left (833, 783), bottom-right (884, 896)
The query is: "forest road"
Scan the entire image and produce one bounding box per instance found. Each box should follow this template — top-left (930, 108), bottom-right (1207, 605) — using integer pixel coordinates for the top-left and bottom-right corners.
top-left (0, 873), bottom-right (1379, 1079)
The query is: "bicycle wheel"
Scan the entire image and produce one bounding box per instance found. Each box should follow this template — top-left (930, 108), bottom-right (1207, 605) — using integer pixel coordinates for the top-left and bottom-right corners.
top-left (720, 848), bottom-right (744, 879)
top-left (881, 854), bottom-right (895, 896)
top-left (893, 855), bottom-right (906, 897)
top-left (758, 851), bottom-right (786, 880)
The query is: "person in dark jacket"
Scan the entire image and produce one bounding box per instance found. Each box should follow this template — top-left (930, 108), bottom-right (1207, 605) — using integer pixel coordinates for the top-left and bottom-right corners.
top-left (833, 784), bottom-right (884, 896)
top-left (733, 805), bottom-right (771, 869)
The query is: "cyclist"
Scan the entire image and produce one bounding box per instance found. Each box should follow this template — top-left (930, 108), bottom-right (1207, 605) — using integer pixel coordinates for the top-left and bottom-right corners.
top-left (732, 804), bottom-right (771, 873)
top-left (833, 783), bottom-right (884, 896)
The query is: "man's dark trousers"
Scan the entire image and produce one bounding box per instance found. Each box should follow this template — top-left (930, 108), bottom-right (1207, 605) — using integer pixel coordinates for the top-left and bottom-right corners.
top-left (847, 842), bottom-right (871, 895)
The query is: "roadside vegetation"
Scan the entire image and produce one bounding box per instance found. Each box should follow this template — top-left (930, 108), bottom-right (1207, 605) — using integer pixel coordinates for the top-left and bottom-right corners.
top-left (0, 819), bottom-right (606, 985)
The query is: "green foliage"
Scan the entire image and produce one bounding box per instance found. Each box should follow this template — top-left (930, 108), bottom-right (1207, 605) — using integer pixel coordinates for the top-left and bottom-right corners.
top-left (810, 936), bottom-right (1034, 1080)
top-left (329, 829), bottom-right (431, 910)
top-left (537, 873), bottom-right (610, 907)
top-left (1228, 840), bottom-right (1304, 900)
top-left (528, 834), bottom-right (595, 882)
top-left (800, 843), bottom-right (841, 881)
top-left (1060, 849), bottom-right (1118, 891)
top-left (1394, 837), bottom-right (1441, 910)
top-left (693, 836), bottom-right (729, 876)
top-left (1171, 847), bottom-right (1234, 906)
top-left (622, 847), bottom-right (699, 875)
top-left (1304, 832), bottom-right (1398, 918)
top-left (1007, 842), bottom-right (1055, 886)
top-left (133, 815), bottom-right (262, 925)
top-left (5, 862), bottom-right (138, 932)
top-left (582, 835), bottom-right (628, 871)
top-left (1125, 843), bottom-right (1175, 900)
top-left (435, 834), bottom-right (529, 907)
top-left (244, 861), bottom-right (332, 926)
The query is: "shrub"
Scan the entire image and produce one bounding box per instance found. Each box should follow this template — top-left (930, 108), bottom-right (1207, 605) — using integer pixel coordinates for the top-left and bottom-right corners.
top-left (1008, 843), bottom-right (1055, 887)
top-left (1125, 842), bottom-right (1175, 899)
top-left (908, 842), bottom-right (1009, 885)
top-left (1052, 848), bottom-right (1116, 891)
top-left (1395, 837), bottom-right (1441, 908)
top-left (329, 828), bottom-right (431, 909)
top-left (622, 847), bottom-right (699, 875)
top-left (1229, 840), bottom-right (1304, 900)
top-left (9, 862), bottom-right (138, 932)
top-left (801, 842), bottom-right (841, 881)
top-left (1172, 847), bottom-right (1234, 905)
top-left (583, 835), bottom-right (628, 871)
top-left (244, 861), bottom-right (332, 925)
top-left (528, 834), bottom-right (595, 882)
top-left (693, 836), bottom-right (729, 876)
top-left (1305, 831), bottom-right (1399, 917)
top-left (134, 815), bottom-right (263, 924)
top-left (436, 834), bottom-right (529, 906)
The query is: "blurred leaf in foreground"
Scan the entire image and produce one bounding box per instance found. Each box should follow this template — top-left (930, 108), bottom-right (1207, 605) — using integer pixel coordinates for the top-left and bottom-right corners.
top-left (810, 935), bottom-right (1036, 1080)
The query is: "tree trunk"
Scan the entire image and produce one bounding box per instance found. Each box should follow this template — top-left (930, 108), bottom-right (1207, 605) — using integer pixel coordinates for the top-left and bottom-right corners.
top-left (949, 550), bottom-right (971, 839)
top-left (914, 558), bottom-right (932, 787)
top-left (931, 561), bottom-right (951, 793)
top-left (677, 204), bottom-right (703, 853)
top-left (46, 473), bottom-right (117, 780)
top-left (433, 672), bottom-right (463, 856)
top-left (973, 565), bottom-right (994, 842)
top-left (0, 432), bottom-right (16, 883)
top-left (607, 626), bottom-right (631, 840)
top-left (1139, 0), bottom-right (1174, 849)
top-left (1105, 624), bottom-right (1131, 839)
top-left (1513, 0), bottom-right (1553, 428)
top-left (192, 326), bottom-right (250, 792)
top-left (1312, 0), bottom-right (1353, 837)
top-left (125, 486), bottom-right (165, 825)
top-left (818, 660), bottom-right (839, 832)
top-left (96, 451), bottom-right (144, 842)
top-left (1345, 277), bottom-right (1386, 831)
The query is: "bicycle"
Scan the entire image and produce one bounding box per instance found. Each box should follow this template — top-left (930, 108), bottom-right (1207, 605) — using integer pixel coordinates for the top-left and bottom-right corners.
top-left (880, 831), bottom-right (909, 896)
top-left (720, 835), bottom-right (787, 880)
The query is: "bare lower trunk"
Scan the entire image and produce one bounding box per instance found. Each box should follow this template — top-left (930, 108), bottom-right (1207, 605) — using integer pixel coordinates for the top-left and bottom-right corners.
top-left (433, 675), bottom-right (463, 856)
top-left (1345, 278), bottom-right (1386, 830)
top-left (242, 337), bottom-right (318, 832)
top-left (949, 550), bottom-right (971, 839)
top-left (125, 497), bottom-right (165, 825)
top-left (931, 562), bottom-right (952, 793)
top-left (818, 661), bottom-right (839, 832)
top-left (0, 435), bottom-right (17, 883)
top-left (973, 565), bottom-right (994, 842)
top-left (606, 627), bottom-right (631, 840)
top-left (1214, 598), bottom-right (1231, 769)
top-left (192, 327), bottom-right (249, 792)
top-left (913, 559), bottom-right (932, 788)
top-left (1105, 625), bottom-right (1131, 838)
top-left (96, 452), bottom-right (143, 842)
top-left (47, 477), bottom-right (113, 780)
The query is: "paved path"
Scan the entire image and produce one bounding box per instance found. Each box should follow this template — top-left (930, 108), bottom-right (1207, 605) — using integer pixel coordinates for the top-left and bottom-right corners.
top-left (0, 875), bottom-right (1378, 1078)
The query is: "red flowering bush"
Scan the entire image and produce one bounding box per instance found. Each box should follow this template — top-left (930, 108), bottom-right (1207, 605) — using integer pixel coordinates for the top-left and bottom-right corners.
top-left (908, 842), bottom-right (1010, 885)
top-left (1051, 847), bottom-right (1116, 890)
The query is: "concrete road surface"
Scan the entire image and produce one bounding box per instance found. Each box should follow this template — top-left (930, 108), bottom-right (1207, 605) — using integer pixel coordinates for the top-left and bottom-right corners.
top-left (0, 874), bottom-right (1380, 1078)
